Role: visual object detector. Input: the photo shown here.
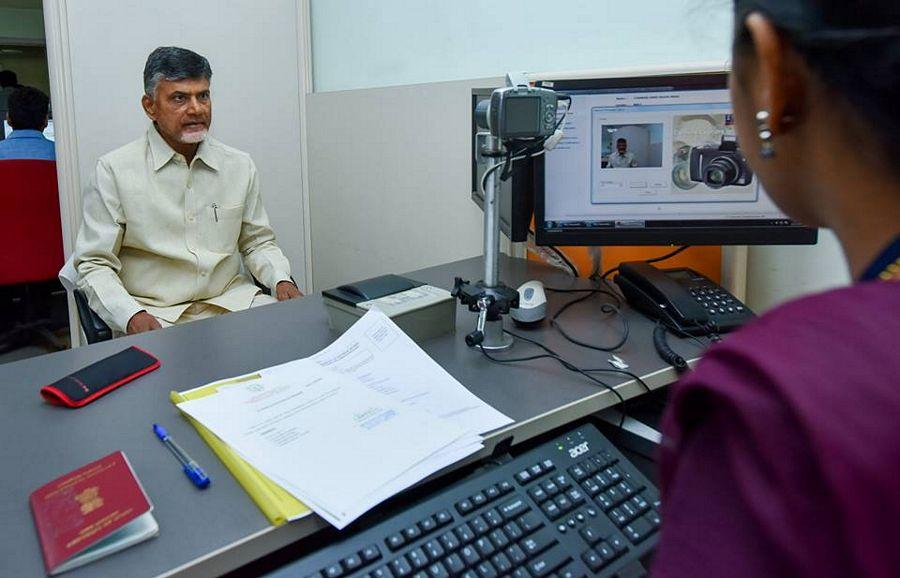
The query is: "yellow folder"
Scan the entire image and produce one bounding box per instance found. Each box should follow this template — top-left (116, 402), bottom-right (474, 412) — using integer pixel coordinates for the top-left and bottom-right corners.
top-left (169, 375), bottom-right (310, 526)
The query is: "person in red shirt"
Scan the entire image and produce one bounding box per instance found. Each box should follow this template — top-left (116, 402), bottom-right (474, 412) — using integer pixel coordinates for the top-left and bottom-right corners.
top-left (652, 1), bottom-right (900, 577)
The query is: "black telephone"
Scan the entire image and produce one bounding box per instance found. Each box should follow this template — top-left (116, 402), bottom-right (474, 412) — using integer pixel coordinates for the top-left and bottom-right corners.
top-left (614, 261), bottom-right (754, 336)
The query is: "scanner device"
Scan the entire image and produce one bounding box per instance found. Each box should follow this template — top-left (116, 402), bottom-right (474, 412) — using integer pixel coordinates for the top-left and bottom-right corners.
top-left (510, 280), bottom-right (547, 326)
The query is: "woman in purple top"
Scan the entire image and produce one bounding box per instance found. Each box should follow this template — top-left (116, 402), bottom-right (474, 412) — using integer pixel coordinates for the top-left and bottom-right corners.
top-left (652, 1), bottom-right (900, 577)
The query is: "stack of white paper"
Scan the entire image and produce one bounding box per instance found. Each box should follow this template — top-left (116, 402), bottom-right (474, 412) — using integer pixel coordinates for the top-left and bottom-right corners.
top-left (176, 310), bottom-right (512, 528)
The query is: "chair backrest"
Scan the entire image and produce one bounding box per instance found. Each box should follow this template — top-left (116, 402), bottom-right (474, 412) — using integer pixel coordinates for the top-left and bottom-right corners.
top-left (0, 159), bottom-right (63, 285)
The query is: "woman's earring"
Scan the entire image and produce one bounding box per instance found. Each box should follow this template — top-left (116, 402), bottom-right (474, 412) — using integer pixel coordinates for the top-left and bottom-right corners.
top-left (756, 110), bottom-right (775, 159)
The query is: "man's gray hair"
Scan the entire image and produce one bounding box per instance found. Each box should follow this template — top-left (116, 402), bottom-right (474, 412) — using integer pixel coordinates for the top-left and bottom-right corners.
top-left (143, 46), bottom-right (212, 96)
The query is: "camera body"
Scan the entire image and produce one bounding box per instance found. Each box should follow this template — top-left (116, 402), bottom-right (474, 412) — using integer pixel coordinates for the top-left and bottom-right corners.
top-left (475, 86), bottom-right (558, 140)
top-left (689, 136), bottom-right (754, 189)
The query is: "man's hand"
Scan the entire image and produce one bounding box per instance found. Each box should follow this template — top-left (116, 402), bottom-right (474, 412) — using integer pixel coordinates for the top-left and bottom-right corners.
top-left (276, 281), bottom-right (302, 301)
top-left (127, 311), bottom-right (162, 334)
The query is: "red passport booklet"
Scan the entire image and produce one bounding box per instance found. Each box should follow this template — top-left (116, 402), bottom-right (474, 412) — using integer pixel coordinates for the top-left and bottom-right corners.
top-left (30, 451), bottom-right (158, 575)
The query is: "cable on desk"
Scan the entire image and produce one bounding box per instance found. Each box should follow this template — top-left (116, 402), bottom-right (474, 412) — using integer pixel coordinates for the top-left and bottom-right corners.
top-left (547, 287), bottom-right (629, 352)
top-left (653, 322), bottom-right (688, 374)
top-left (597, 245), bottom-right (693, 281)
top-left (479, 329), bottom-right (630, 428)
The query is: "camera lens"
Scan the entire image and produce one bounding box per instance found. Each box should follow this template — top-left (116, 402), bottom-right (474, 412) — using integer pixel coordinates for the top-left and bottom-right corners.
top-left (474, 100), bottom-right (492, 131)
top-left (703, 156), bottom-right (740, 189)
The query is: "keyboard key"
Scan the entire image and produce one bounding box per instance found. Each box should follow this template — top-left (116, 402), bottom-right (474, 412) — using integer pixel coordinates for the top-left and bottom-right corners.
top-left (474, 537), bottom-right (496, 558)
top-left (456, 499), bottom-right (474, 515)
top-left (581, 478), bottom-right (600, 496)
top-left (424, 540), bottom-right (445, 561)
top-left (426, 561), bottom-right (449, 578)
top-left (407, 548), bottom-right (429, 570)
top-left (369, 566), bottom-right (393, 578)
top-left (520, 528), bottom-right (558, 557)
top-left (608, 534), bottom-right (628, 554)
top-left (505, 543), bottom-right (527, 565)
top-left (621, 502), bottom-right (638, 521)
top-left (470, 516), bottom-right (489, 536)
top-left (499, 497), bottom-right (530, 520)
top-left (413, 571), bottom-right (428, 578)
top-left (443, 553), bottom-right (465, 575)
top-left (419, 517), bottom-right (438, 534)
top-left (593, 472), bottom-right (612, 490)
top-left (471, 492), bottom-right (488, 507)
top-left (439, 530), bottom-right (460, 551)
top-left (361, 545), bottom-right (382, 563)
top-left (623, 517), bottom-right (653, 544)
top-left (644, 509), bottom-right (662, 530)
top-left (503, 520), bottom-right (523, 541)
top-left (553, 494), bottom-right (573, 513)
top-left (491, 551), bottom-right (513, 575)
top-left (578, 524), bottom-right (602, 546)
top-left (552, 475), bottom-right (571, 490)
top-left (526, 547), bottom-right (571, 577)
top-left (487, 527), bottom-right (508, 549)
top-left (581, 548), bottom-right (604, 572)
top-left (604, 486), bottom-right (625, 507)
top-left (461, 571), bottom-right (479, 578)
top-left (512, 569), bottom-right (530, 578)
top-left (567, 465), bottom-right (587, 482)
top-left (515, 470), bottom-right (532, 485)
top-left (566, 488), bottom-right (586, 506)
top-left (484, 485), bottom-right (500, 501)
top-left (483, 509), bottom-right (504, 528)
top-left (390, 557), bottom-right (413, 577)
top-left (541, 459), bottom-right (555, 472)
top-left (528, 486), bottom-right (549, 503)
top-left (629, 494), bottom-right (649, 512)
top-left (475, 560), bottom-right (498, 578)
top-left (403, 526), bottom-right (422, 542)
top-left (342, 554), bottom-right (363, 572)
top-left (597, 540), bottom-right (617, 562)
top-left (386, 533), bottom-right (406, 551)
top-left (540, 500), bottom-right (562, 520)
top-left (609, 507), bottom-right (628, 527)
top-left (517, 511), bottom-right (545, 534)
top-left (528, 464), bottom-right (543, 477)
top-left (455, 523), bottom-right (476, 544)
top-left (617, 480), bottom-right (637, 497)
top-left (324, 564), bottom-right (344, 578)
top-left (459, 544), bottom-right (481, 567)
top-left (580, 460), bottom-right (597, 476)
top-left (595, 492), bottom-right (614, 511)
top-left (541, 479), bottom-right (560, 497)
top-left (498, 481), bottom-right (515, 494)
top-left (434, 510), bottom-right (453, 527)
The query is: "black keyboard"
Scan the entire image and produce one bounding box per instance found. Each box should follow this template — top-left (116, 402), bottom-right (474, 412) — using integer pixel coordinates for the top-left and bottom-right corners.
top-left (265, 423), bottom-right (661, 578)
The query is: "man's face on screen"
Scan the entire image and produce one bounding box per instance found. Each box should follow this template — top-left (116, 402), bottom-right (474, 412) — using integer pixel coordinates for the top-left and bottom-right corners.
top-left (617, 140), bottom-right (627, 154)
top-left (142, 77), bottom-right (212, 150)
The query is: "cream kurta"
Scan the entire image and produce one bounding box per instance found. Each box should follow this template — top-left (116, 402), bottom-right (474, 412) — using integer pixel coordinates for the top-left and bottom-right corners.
top-left (74, 126), bottom-right (292, 333)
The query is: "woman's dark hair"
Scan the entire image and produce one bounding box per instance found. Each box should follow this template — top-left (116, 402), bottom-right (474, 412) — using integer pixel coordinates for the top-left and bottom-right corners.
top-left (733, 0), bottom-right (900, 161)
top-left (7, 86), bottom-right (50, 130)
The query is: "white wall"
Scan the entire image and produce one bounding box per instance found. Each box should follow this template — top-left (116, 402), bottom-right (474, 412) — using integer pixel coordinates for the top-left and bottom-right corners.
top-left (309, 0), bottom-right (733, 92)
top-left (58, 0), bottom-right (309, 289)
top-left (306, 77), bottom-right (499, 291)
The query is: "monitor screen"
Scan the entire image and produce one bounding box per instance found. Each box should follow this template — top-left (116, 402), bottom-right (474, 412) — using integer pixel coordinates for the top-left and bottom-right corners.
top-left (533, 72), bottom-right (816, 246)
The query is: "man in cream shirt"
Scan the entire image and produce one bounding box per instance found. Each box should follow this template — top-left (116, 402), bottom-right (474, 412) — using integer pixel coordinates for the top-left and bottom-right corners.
top-left (74, 46), bottom-right (301, 335)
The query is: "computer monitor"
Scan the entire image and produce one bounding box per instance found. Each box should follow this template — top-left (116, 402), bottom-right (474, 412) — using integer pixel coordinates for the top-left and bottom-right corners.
top-left (533, 70), bottom-right (817, 246)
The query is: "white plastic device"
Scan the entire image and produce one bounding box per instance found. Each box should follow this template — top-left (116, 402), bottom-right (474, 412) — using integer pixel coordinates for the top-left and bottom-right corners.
top-left (510, 280), bottom-right (547, 325)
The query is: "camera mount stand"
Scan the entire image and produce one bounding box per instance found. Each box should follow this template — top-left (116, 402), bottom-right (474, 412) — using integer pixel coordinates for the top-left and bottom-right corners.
top-left (452, 133), bottom-right (518, 350)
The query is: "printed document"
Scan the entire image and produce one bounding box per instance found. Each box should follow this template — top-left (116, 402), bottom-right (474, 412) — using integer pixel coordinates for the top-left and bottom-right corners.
top-left (176, 310), bottom-right (512, 528)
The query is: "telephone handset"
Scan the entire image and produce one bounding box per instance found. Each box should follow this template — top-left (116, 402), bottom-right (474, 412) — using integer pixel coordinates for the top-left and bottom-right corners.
top-left (614, 261), bottom-right (754, 336)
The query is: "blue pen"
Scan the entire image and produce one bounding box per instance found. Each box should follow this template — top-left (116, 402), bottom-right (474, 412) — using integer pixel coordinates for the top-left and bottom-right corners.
top-left (153, 424), bottom-right (211, 489)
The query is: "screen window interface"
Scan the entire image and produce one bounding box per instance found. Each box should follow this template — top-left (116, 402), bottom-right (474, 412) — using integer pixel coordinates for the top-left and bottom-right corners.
top-left (543, 85), bottom-right (792, 232)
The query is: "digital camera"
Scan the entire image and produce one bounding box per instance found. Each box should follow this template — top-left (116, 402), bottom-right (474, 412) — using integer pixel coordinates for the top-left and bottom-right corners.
top-left (689, 136), bottom-right (754, 189)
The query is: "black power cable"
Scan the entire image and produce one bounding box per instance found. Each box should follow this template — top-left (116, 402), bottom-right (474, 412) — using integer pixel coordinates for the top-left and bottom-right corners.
top-left (598, 245), bottom-right (692, 281)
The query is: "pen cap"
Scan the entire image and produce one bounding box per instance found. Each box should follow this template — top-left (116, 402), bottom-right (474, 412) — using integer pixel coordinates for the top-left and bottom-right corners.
top-left (184, 463), bottom-right (211, 489)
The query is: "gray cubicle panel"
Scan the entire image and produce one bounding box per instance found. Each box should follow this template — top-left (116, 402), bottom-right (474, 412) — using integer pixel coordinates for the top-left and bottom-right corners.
top-left (0, 256), bottom-right (704, 578)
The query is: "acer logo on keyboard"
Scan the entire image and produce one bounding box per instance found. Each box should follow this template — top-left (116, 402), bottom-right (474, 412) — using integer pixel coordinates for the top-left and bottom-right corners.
top-left (568, 441), bottom-right (589, 458)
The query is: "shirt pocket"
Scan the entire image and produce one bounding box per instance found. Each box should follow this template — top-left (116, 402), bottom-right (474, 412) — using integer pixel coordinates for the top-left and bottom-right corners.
top-left (202, 203), bottom-right (243, 254)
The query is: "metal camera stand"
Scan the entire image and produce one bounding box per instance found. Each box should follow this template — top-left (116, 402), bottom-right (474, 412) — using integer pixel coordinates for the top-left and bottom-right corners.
top-left (452, 133), bottom-right (519, 350)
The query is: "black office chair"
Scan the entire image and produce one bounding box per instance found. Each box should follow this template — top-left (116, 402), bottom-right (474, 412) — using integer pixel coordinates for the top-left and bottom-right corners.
top-left (73, 289), bottom-right (112, 344)
top-left (74, 277), bottom-right (285, 344)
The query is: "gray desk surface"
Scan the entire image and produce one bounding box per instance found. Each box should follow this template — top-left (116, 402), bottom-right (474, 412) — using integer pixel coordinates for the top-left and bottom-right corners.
top-left (0, 256), bottom-right (704, 578)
